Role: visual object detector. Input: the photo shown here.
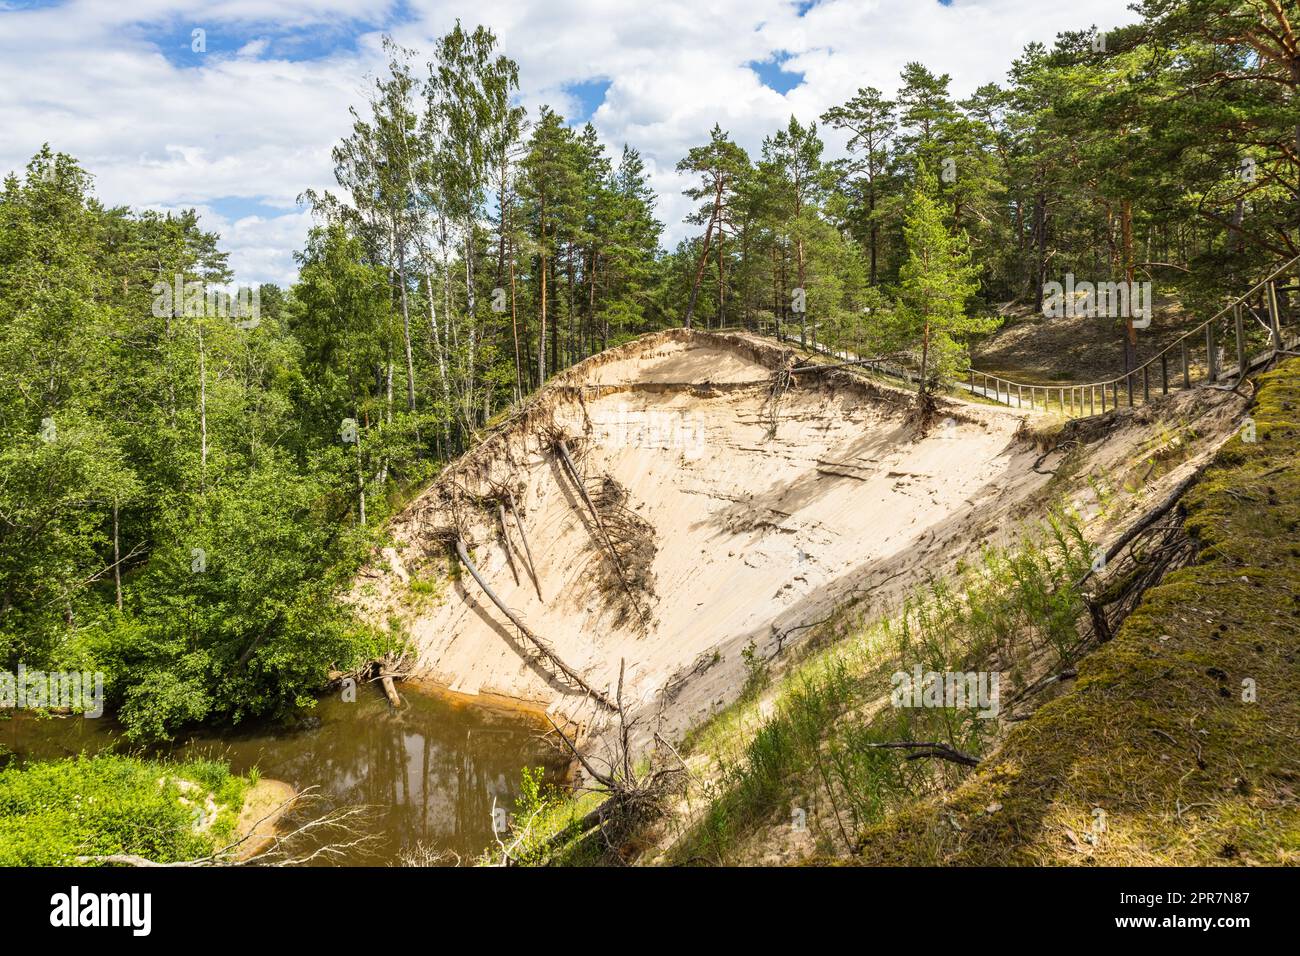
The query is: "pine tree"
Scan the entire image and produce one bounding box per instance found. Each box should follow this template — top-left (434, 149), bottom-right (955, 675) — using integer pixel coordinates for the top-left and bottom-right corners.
top-left (521, 107), bottom-right (580, 381)
top-left (676, 124), bottom-right (750, 328)
top-left (822, 87), bottom-right (896, 285)
top-left (895, 167), bottom-right (989, 393)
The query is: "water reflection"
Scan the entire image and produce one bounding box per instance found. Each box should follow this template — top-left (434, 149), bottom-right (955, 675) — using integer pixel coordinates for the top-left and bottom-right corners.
top-left (1, 685), bottom-right (567, 866)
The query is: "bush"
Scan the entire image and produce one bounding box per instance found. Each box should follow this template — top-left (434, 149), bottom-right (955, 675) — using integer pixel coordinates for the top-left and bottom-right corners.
top-left (0, 754), bottom-right (249, 866)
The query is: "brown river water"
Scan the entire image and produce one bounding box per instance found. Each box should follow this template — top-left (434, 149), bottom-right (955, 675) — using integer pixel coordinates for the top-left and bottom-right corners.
top-left (0, 683), bottom-right (569, 865)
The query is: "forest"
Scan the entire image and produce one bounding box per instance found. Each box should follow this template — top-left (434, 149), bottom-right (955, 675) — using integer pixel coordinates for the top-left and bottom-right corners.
top-left (1, 0), bottom-right (1295, 743)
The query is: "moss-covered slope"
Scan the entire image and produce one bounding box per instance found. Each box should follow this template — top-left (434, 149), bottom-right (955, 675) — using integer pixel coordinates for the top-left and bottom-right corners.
top-left (852, 358), bottom-right (1300, 866)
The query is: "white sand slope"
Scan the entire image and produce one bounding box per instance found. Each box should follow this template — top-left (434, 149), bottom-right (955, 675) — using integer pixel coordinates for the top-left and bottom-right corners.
top-left (351, 329), bottom-right (1065, 742)
top-left (357, 329), bottom-right (1255, 749)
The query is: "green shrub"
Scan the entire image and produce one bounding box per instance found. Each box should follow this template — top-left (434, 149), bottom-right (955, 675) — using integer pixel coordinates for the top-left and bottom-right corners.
top-left (0, 754), bottom-right (249, 866)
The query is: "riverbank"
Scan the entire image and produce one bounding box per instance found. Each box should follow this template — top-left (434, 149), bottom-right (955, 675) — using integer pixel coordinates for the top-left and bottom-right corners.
top-left (0, 753), bottom-right (253, 866)
top-left (0, 679), bottom-right (568, 866)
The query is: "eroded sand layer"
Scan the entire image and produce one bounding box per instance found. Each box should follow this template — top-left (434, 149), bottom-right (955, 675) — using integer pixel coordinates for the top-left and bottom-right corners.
top-left (351, 330), bottom-right (1055, 741)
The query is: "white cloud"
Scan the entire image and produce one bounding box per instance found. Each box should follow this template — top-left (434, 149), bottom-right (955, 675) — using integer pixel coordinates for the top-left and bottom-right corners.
top-left (0, 0), bottom-right (1138, 285)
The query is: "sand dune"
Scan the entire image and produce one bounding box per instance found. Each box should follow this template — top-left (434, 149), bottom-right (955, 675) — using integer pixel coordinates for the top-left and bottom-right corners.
top-left (350, 330), bottom-right (1069, 740)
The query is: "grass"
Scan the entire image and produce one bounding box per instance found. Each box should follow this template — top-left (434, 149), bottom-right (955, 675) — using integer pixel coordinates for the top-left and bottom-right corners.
top-left (401, 571), bottom-right (445, 614)
top-left (0, 753), bottom-right (251, 866)
top-left (661, 507), bottom-right (1095, 864)
top-left (475, 766), bottom-right (611, 866)
top-left (850, 357), bottom-right (1300, 865)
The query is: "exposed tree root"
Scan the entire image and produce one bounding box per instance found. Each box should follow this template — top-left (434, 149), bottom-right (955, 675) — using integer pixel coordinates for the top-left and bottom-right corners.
top-left (553, 436), bottom-right (652, 631)
top-left (908, 389), bottom-right (941, 437)
top-left (537, 660), bottom-right (685, 864)
top-left (761, 353), bottom-right (798, 438)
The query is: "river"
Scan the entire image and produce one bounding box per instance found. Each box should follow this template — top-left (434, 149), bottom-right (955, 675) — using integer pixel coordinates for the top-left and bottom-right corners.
top-left (0, 683), bottom-right (569, 865)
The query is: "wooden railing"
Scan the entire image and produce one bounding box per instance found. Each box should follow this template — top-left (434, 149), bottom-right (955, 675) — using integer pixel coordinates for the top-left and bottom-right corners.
top-left (967, 257), bottom-right (1300, 416)
top-left (711, 256), bottom-right (1299, 418)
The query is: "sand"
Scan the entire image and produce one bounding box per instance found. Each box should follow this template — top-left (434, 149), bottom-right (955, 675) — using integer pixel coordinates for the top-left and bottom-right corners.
top-left (232, 779), bottom-right (297, 862)
top-left (348, 329), bottom-right (1245, 750)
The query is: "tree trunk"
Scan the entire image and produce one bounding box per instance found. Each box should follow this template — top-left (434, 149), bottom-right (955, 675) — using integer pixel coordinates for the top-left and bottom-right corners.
top-left (1122, 197), bottom-right (1137, 373)
top-left (424, 267), bottom-right (451, 428)
top-left (112, 499), bottom-right (122, 611)
top-left (396, 243), bottom-right (417, 417)
top-left (1032, 187), bottom-right (1047, 310)
top-left (717, 218), bottom-right (725, 327)
top-left (454, 537), bottom-right (612, 708)
top-left (772, 245), bottom-right (781, 337)
top-left (920, 317), bottom-right (931, 394)
top-left (565, 245), bottom-right (576, 368)
top-left (868, 180), bottom-right (879, 285)
top-left (355, 408), bottom-right (366, 526)
top-left (539, 213), bottom-right (548, 385)
top-left (683, 175), bottom-right (724, 328)
top-left (549, 247), bottom-right (559, 377)
top-left (197, 319), bottom-right (207, 488)
top-left (465, 224), bottom-right (478, 426)
top-left (506, 487), bottom-right (544, 604)
top-left (509, 235), bottom-right (522, 402)
top-left (588, 247), bottom-right (597, 351)
top-left (795, 174), bottom-right (806, 347)
top-left (682, 213), bottom-right (716, 330)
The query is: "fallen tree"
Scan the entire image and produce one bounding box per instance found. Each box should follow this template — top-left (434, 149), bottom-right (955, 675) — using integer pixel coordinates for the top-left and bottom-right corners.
top-left (453, 536), bottom-right (615, 711)
top-left (553, 437), bottom-right (651, 630)
top-left (505, 485), bottom-right (545, 603)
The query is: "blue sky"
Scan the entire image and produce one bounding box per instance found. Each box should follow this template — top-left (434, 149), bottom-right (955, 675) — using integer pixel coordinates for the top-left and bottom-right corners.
top-left (0, 0), bottom-right (1138, 286)
top-left (750, 54), bottom-right (805, 96)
